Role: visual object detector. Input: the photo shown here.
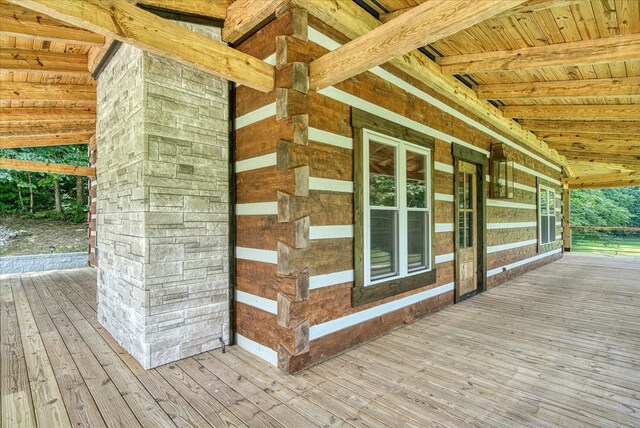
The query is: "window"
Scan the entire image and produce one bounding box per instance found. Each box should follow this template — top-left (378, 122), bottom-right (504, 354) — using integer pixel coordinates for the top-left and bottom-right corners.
top-left (538, 184), bottom-right (556, 246)
top-left (363, 130), bottom-right (432, 285)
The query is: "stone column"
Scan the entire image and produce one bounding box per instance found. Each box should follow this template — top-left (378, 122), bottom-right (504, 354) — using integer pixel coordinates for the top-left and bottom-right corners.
top-left (96, 25), bottom-right (229, 369)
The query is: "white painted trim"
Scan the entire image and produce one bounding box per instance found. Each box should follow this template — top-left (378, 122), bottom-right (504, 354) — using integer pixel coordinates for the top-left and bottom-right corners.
top-left (309, 270), bottom-right (354, 290)
top-left (235, 334), bottom-right (278, 366)
top-left (555, 221), bottom-right (562, 227)
top-left (309, 177), bottom-right (354, 193)
top-left (488, 248), bottom-right (562, 277)
top-left (236, 290), bottom-right (277, 315)
top-left (514, 163), bottom-right (561, 186)
top-left (235, 103), bottom-right (276, 130)
top-left (235, 153), bottom-right (277, 173)
top-left (435, 253), bottom-right (454, 264)
top-left (309, 282), bottom-right (454, 340)
top-left (309, 128), bottom-right (353, 150)
top-left (235, 202), bottom-right (277, 216)
top-left (514, 182), bottom-right (538, 194)
top-left (235, 247), bottom-right (277, 264)
top-left (435, 193), bottom-right (454, 202)
top-left (435, 162), bottom-right (454, 174)
top-left (487, 199), bottom-right (537, 210)
top-left (435, 223), bottom-right (454, 233)
top-left (556, 235), bottom-right (563, 241)
top-left (488, 222), bottom-right (537, 230)
top-left (309, 225), bottom-right (354, 240)
top-left (488, 239), bottom-right (537, 254)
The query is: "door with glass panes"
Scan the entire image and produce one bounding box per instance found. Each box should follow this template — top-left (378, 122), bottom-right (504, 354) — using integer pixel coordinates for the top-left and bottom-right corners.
top-left (457, 161), bottom-right (478, 300)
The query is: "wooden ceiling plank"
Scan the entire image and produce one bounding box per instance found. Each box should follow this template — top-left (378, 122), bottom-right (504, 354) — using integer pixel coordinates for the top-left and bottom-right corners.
top-left (501, 105), bottom-right (640, 120)
top-left (309, 0), bottom-right (528, 91)
top-left (0, 82), bottom-right (96, 102)
top-left (476, 77), bottom-right (640, 99)
top-left (0, 132), bottom-right (93, 149)
top-left (549, 144), bottom-right (640, 155)
top-left (0, 107), bottom-right (96, 121)
top-left (0, 158), bottom-right (95, 177)
top-left (541, 133), bottom-right (640, 145)
top-left (8, 0), bottom-right (275, 92)
top-left (0, 121), bottom-right (95, 135)
top-left (222, 0), bottom-right (287, 44)
top-left (437, 33), bottom-right (640, 74)
top-left (0, 48), bottom-right (90, 76)
top-left (562, 153), bottom-right (640, 165)
top-left (563, 171), bottom-right (640, 189)
top-left (0, 3), bottom-right (105, 46)
top-left (133, 0), bottom-right (229, 20)
top-left (519, 119), bottom-right (640, 135)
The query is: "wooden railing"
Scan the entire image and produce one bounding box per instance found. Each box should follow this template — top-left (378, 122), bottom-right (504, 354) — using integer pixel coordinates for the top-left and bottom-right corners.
top-left (570, 226), bottom-right (640, 231)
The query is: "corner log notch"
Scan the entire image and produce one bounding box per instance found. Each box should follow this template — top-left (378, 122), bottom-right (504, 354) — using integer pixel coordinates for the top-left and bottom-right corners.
top-left (9, 0), bottom-right (275, 92)
top-left (0, 158), bottom-right (96, 177)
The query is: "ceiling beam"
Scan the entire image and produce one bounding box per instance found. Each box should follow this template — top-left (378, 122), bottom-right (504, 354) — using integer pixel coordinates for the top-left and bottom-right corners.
top-left (540, 133), bottom-right (640, 146)
top-left (437, 33), bottom-right (640, 74)
top-left (562, 153), bottom-right (640, 166)
top-left (549, 143), bottom-right (640, 155)
top-left (291, 0), bottom-right (571, 174)
top-left (0, 158), bottom-right (96, 177)
top-left (0, 107), bottom-right (96, 122)
top-left (0, 82), bottom-right (96, 102)
top-left (0, 48), bottom-right (91, 77)
top-left (134, 0), bottom-right (229, 20)
top-left (501, 105), bottom-right (640, 120)
top-left (9, 0), bottom-right (275, 92)
top-left (0, 121), bottom-right (96, 135)
top-left (222, 0), bottom-right (287, 44)
top-left (519, 120), bottom-right (640, 135)
top-left (0, 3), bottom-right (105, 46)
top-left (563, 172), bottom-right (640, 189)
top-left (475, 77), bottom-right (640, 100)
top-left (309, 0), bottom-right (527, 91)
top-left (0, 133), bottom-right (93, 149)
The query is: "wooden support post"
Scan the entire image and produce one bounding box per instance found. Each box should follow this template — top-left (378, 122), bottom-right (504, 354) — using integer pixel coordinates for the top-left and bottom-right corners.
top-left (563, 187), bottom-right (571, 252)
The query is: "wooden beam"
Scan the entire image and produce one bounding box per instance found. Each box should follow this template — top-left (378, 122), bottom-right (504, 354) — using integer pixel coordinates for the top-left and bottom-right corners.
top-left (550, 144), bottom-right (640, 156)
top-left (437, 33), bottom-right (640, 74)
top-left (0, 121), bottom-right (96, 135)
top-left (475, 77), bottom-right (640, 100)
top-left (0, 133), bottom-right (93, 149)
top-left (87, 39), bottom-right (114, 73)
top-left (0, 82), bottom-right (96, 102)
top-left (501, 105), bottom-right (640, 121)
top-left (563, 172), bottom-right (640, 189)
top-left (222, 0), bottom-right (287, 44)
top-left (290, 0), bottom-right (571, 173)
top-left (540, 133), bottom-right (640, 146)
top-left (519, 120), bottom-right (640, 135)
top-left (0, 107), bottom-right (96, 122)
top-left (9, 0), bottom-right (274, 92)
top-left (562, 153), bottom-right (640, 166)
top-left (0, 3), bottom-right (105, 46)
top-left (134, 0), bottom-right (229, 20)
top-left (0, 158), bottom-right (95, 176)
top-left (309, 0), bottom-right (526, 91)
top-left (0, 48), bottom-right (90, 77)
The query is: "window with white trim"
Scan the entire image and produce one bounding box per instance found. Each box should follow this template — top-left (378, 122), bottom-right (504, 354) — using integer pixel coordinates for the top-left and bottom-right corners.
top-left (538, 184), bottom-right (556, 245)
top-left (363, 129), bottom-right (432, 286)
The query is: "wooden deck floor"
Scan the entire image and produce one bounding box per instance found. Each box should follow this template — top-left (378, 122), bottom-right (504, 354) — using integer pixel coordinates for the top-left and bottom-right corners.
top-left (1, 252), bottom-right (639, 427)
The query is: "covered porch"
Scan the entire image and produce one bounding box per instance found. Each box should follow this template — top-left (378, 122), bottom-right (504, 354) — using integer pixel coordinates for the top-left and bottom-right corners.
top-left (2, 252), bottom-right (638, 427)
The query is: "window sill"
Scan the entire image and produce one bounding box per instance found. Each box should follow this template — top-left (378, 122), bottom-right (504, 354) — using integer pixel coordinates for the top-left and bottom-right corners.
top-left (352, 268), bottom-right (437, 307)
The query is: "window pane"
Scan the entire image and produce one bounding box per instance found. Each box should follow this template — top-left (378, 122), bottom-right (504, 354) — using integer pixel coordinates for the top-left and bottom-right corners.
top-left (369, 141), bottom-right (396, 206)
top-left (549, 215), bottom-right (556, 242)
top-left (370, 209), bottom-right (398, 280)
top-left (458, 172), bottom-right (465, 209)
top-left (540, 189), bottom-right (548, 215)
top-left (459, 210), bottom-right (466, 248)
top-left (406, 151), bottom-right (427, 208)
top-left (549, 191), bottom-right (555, 213)
top-left (466, 211), bottom-right (473, 248)
top-left (407, 211), bottom-right (427, 271)
top-left (464, 173), bottom-right (472, 209)
top-left (541, 216), bottom-right (549, 244)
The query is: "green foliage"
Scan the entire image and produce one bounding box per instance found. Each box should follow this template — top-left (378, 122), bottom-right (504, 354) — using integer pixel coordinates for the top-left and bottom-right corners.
top-left (570, 187), bottom-right (639, 227)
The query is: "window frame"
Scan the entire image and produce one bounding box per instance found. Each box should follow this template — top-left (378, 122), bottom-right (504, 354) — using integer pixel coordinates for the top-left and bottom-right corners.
top-left (537, 179), bottom-right (559, 253)
top-left (352, 109), bottom-right (436, 307)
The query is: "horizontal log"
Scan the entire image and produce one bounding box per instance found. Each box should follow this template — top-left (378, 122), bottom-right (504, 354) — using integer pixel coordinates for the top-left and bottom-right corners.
top-left (0, 48), bottom-right (90, 76)
top-left (0, 121), bottom-right (96, 135)
top-left (0, 133), bottom-right (93, 148)
top-left (0, 107), bottom-right (96, 122)
top-left (236, 115), bottom-right (308, 161)
top-left (236, 215), bottom-right (309, 250)
top-left (0, 158), bottom-right (95, 177)
top-left (278, 239), bottom-right (353, 276)
top-left (520, 120), bottom-right (640, 135)
top-left (501, 105), bottom-right (640, 120)
top-left (236, 165), bottom-right (308, 203)
top-left (278, 140), bottom-right (352, 181)
top-left (134, 0), bottom-right (229, 20)
top-left (236, 259), bottom-right (308, 301)
top-left (1, 82), bottom-right (96, 102)
top-left (278, 191), bottom-right (353, 225)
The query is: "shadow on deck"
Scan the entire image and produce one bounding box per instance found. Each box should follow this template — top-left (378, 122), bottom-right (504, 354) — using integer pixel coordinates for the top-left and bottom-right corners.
top-left (1, 253), bottom-right (638, 427)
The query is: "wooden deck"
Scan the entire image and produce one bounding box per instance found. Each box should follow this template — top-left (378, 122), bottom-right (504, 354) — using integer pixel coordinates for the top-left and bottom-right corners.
top-left (1, 252), bottom-right (638, 427)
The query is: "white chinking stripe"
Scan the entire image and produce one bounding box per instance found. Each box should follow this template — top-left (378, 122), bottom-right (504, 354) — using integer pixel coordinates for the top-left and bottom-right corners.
top-left (309, 270), bottom-right (354, 290)
top-left (488, 222), bottom-right (537, 229)
top-left (488, 199), bottom-right (537, 210)
top-left (235, 153), bottom-right (277, 173)
top-left (235, 102), bottom-right (276, 130)
top-left (436, 253), bottom-right (454, 263)
top-left (309, 225), bottom-right (354, 240)
top-left (236, 202), bottom-right (278, 216)
top-left (309, 177), bottom-right (354, 193)
top-left (309, 282), bottom-right (454, 340)
top-left (307, 28), bottom-right (562, 174)
top-left (435, 162), bottom-right (454, 174)
top-left (309, 127), bottom-right (353, 149)
top-left (235, 334), bottom-right (278, 366)
top-left (488, 248), bottom-right (562, 277)
top-left (236, 247), bottom-right (277, 264)
top-left (435, 193), bottom-right (454, 202)
top-left (488, 239), bottom-right (537, 254)
top-left (514, 163), bottom-right (561, 185)
top-left (236, 290), bottom-right (277, 315)
top-left (435, 223), bottom-right (454, 233)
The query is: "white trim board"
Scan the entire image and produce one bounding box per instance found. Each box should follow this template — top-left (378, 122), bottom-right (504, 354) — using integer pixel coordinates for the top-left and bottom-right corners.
top-left (235, 153), bottom-right (277, 173)
top-left (435, 223), bottom-right (454, 233)
top-left (514, 163), bottom-right (561, 186)
top-left (235, 290), bottom-right (277, 315)
top-left (488, 239), bottom-right (537, 254)
top-left (307, 27), bottom-right (562, 174)
top-left (235, 103), bottom-right (275, 130)
top-left (436, 253), bottom-right (454, 264)
top-left (236, 202), bottom-right (277, 216)
top-left (309, 270), bottom-right (354, 290)
top-left (488, 248), bottom-right (561, 277)
top-left (235, 334), bottom-right (278, 366)
top-left (309, 127), bottom-right (353, 150)
top-left (435, 162), bottom-right (454, 174)
top-left (235, 247), bottom-right (277, 264)
top-left (435, 193), bottom-right (454, 202)
top-left (309, 225), bottom-right (353, 240)
top-left (488, 222), bottom-right (537, 230)
top-left (309, 282), bottom-right (454, 340)
top-left (487, 199), bottom-right (537, 210)
top-left (309, 177), bottom-right (354, 193)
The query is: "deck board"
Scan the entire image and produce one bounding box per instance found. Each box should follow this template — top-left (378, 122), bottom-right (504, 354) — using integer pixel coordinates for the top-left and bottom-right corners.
top-left (0, 253), bottom-right (638, 427)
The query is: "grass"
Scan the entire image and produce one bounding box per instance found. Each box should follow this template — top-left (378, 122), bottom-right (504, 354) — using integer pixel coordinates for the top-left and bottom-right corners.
top-left (572, 236), bottom-right (640, 257)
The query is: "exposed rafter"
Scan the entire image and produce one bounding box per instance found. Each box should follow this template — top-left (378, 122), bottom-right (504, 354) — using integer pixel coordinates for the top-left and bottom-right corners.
top-left (308, 0), bottom-right (527, 90)
top-left (540, 134), bottom-right (640, 146)
top-left (0, 48), bottom-right (90, 77)
top-left (0, 133), bottom-right (93, 149)
top-left (0, 158), bottom-right (96, 177)
top-left (0, 121), bottom-right (96, 135)
top-left (549, 143), bottom-right (640, 156)
top-left (0, 108), bottom-right (96, 122)
top-left (519, 120), bottom-right (640, 135)
top-left (222, 0), bottom-right (287, 44)
top-left (134, 0), bottom-right (229, 20)
top-left (501, 105), bottom-right (640, 121)
top-left (437, 33), bottom-right (640, 74)
top-left (9, 0), bottom-right (275, 92)
top-left (562, 153), bottom-right (640, 166)
top-left (0, 82), bottom-right (96, 102)
top-left (563, 172), bottom-right (640, 189)
top-left (475, 77), bottom-right (640, 100)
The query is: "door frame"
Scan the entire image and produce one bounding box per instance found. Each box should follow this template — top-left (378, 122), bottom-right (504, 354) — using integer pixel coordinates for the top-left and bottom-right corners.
top-left (453, 144), bottom-right (487, 303)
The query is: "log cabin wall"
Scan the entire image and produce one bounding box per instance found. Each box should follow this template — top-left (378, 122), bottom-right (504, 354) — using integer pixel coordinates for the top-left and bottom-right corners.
top-left (234, 11), bottom-right (564, 372)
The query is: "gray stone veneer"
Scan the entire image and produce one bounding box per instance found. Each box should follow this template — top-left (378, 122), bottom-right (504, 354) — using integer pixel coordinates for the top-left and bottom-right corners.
top-left (0, 252), bottom-right (88, 275)
top-left (96, 24), bottom-right (229, 369)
